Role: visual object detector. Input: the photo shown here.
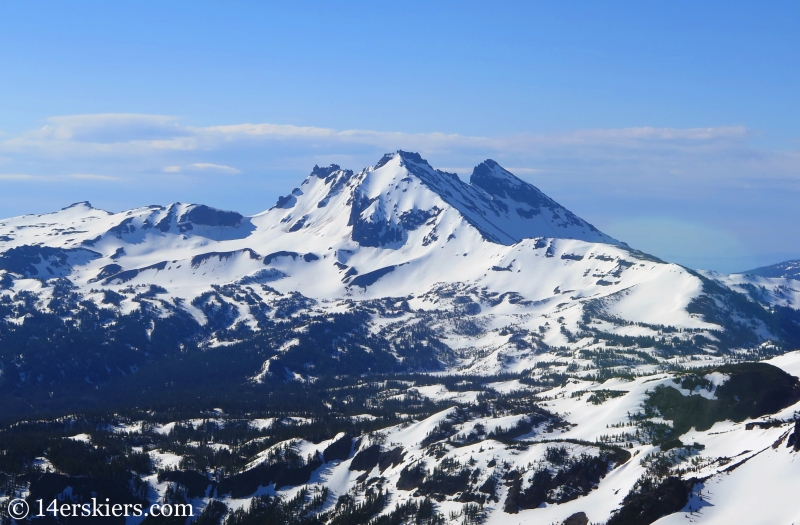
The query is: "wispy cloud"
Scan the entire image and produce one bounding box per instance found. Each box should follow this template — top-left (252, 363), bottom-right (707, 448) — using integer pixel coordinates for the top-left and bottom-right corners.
top-left (1, 114), bottom-right (752, 157)
top-left (69, 173), bottom-right (119, 181)
top-left (189, 163), bottom-right (240, 173)
top-left (0, 114), bottom-right (797, 194)
top-left (2, 114), bottom-right (196, 155)
top-left (162, 163), bottom-right (240, 174)
top-left (0, 173), bottom-right (118, 182)
top-left (0, 173), bottom-right (47, 181)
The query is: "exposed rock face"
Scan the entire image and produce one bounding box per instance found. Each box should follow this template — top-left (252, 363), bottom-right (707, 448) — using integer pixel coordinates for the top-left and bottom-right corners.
top-left (563, 512), bottom-right (589, 525)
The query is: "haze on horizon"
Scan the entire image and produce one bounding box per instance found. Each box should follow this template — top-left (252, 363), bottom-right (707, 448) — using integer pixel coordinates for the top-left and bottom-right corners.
top-left (0, 1), bottom-right (798, 273)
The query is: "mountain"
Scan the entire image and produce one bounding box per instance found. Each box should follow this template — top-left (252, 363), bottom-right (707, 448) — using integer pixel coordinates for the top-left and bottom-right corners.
top-left (269, 151), bottom-right (620, 249)
top-left (741, 258), bottom-right (800, 280)
top-left (1, 151), bottom-right (800, 525)
top-left (0, 150), bottom-right (798, 393)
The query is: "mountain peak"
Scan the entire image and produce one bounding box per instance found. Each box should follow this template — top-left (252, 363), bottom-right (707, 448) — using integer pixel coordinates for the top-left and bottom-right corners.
top-left (310, 164), bottom-right (342, 179)
top-left (471, 160), bottom-right (547, 204)
top-left (471, 159), bottom-right (520, 186)
top-left (265, 150), bottom-right (619, 249)
top-left (374, 150), bottom-right (429, 170)
top-left (61, 201), bottom-right (95, 211)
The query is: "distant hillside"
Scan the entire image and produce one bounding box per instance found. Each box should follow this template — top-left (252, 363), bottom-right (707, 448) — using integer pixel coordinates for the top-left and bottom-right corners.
top-left (741, 258), bottom-right (800, 280)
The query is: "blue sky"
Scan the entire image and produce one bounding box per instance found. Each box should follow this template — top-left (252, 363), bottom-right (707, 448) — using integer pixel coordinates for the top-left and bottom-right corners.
top-left (1, 1), bottom-right (798, 272)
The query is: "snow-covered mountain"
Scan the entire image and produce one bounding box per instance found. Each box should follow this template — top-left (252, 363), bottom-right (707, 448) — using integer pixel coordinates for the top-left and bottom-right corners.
top-left (0, 151), bottom-right (797, 380)
top-left (740, 258), bottom-right (800, 280)
top-left (0, 151), bottom-right (619, 297)
top-left (1, 151), bottom-right (800, 525)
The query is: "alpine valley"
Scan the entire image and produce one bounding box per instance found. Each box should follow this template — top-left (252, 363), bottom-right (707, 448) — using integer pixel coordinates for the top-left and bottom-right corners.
top-left (1, 151), bottom-right (799, 525)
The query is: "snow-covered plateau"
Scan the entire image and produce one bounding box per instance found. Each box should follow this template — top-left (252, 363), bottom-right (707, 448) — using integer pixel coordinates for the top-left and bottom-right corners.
top-left (0, 151), bottom-right (799, 524)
